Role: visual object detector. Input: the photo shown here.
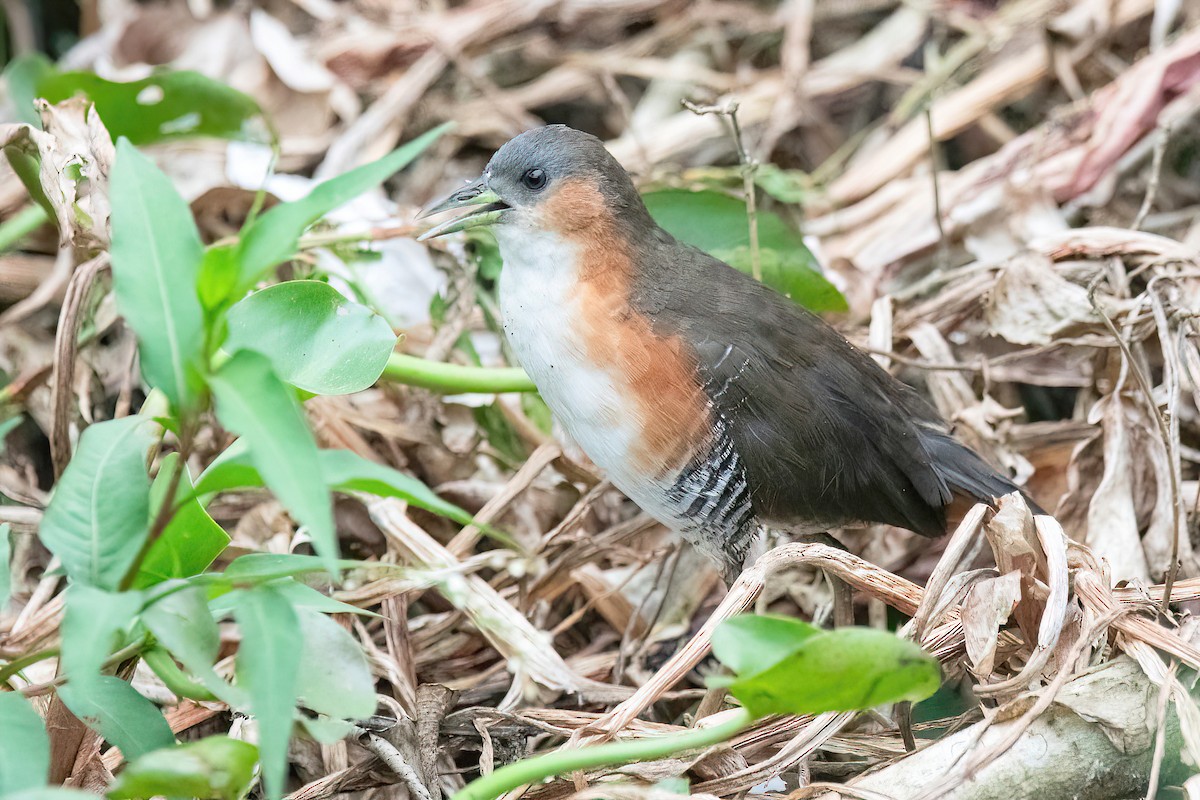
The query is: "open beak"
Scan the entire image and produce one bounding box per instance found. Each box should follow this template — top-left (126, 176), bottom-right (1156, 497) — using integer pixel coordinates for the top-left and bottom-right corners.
top-left (417, 177), bottom-right (509, 240)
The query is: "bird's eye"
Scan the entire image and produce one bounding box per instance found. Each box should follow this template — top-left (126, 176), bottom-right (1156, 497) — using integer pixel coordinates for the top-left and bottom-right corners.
top-left (521, 168), bottom-right (547, 191)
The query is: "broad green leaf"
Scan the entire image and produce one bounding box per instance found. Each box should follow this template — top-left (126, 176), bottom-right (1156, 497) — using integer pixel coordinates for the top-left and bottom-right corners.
top-left (3, 54), bottom-right (54, 125)
top-left (0, 523), bottom-right (11, 609)
top-left (225, 280), bottom-right (397, 395)
top-left (133, 454), bottom-right (229, 588)
top-left (58, 676), bottom-right (175, 760)
top-left (111, 139), bottom-right (206, 410)
top-left (712, 618), bottom-right (941, 717)
top-left (39, 416), bottom-right (155, 589)
top-left (643, 188), bottom-right (807, 253)
top-left (2, 55), bottom-right (265, 144)
top-left (295, 608), bottom-right (376, 719)
top-left (235, 585), bottom-right (301, 800)
top-left (208, 351), bottom-right (336, 572)
top-left (0, 692), bottom-right (49, 792)
top-left (195, 444), bottom-right (470, 524)
top-left (236, 123), bottom-right (450, 286)
top-left (715, 247), bottom-right (848, 312)
top-left (642, 189), bottom-right (846, 313)
top-left (710, 615), bottom-right (822, 678)
top-left (142, 584), bottom-right (241, 704)
top-left (60, 585), bottom-right (143, 692)
top-left (108, 736), bottom-right (258, 800)
top-left (192, 438), bottom-right (257, 497)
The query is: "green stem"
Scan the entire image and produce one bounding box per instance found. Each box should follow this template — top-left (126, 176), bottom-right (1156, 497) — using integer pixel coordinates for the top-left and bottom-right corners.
top-left (452, 708), bottom-right (754, 800)
top-left (0, 647), bottom-right (60, 685)
top-left (382, 353), bottom-right (536, 394)
top-left (0, 204), bottom-right (49, 253)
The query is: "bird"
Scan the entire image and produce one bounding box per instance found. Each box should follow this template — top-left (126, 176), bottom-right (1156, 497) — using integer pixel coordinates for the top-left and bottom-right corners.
top-left (420, 125), bottom-right (1038, 584)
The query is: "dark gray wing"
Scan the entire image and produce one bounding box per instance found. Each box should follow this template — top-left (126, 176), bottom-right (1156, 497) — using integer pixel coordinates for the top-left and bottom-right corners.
top-left (631, 235), bottom-right (1023, 535)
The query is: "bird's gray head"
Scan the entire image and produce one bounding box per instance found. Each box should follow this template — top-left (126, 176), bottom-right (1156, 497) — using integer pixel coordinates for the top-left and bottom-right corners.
top-left (419, 125), bottom-right (650, 240)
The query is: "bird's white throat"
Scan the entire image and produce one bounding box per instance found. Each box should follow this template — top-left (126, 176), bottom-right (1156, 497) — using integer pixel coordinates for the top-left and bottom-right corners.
top-left (491, 225), bottom-right (687, 524)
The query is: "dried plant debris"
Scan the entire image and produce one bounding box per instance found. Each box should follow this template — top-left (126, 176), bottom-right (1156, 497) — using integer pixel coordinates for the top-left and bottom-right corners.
top-left (2, 1), bottom-right (1200, 799)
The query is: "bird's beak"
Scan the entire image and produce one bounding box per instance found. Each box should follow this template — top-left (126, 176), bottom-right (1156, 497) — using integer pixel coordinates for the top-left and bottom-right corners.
top-left (417, 177), bottom-right (508, 240)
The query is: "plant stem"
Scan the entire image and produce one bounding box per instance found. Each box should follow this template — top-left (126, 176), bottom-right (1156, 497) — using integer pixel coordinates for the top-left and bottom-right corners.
top-left (0, 647), bottom-right (60, 685)
top-left (382, 353), bottom-right (536, 394)
top-left (452, 708), bottom-right (754, 800)
top-left (0, 203), bottom-right (49, 253)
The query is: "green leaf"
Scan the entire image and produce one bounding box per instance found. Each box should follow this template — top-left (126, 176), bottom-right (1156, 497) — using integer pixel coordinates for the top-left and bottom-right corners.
top-left (0, 523), bottom-right (11, 609)
top-left (275, 580), bottom-right (379, 616)
top-left (235, 585), bottom-right (301, 800)
top-left (222, 553), bottom-right (355, 583)
top-left (641, 189), bottom-right (846, 313)
top-left (142, 584), bottom-right (241, 705)
top-left (60, 585), bottom-right (143, 692)
top-left (236, 123), bottom-right (450, 286)
top-left (225, 281), bottom-right (397, 395)
top-left (212, 580), bottom-right (378, 619)
top-left (711, 616), bottom-right (941, 717)
top-left (710, 615), bottom-right (822, 678)
top-left (194, 444), bottom-right (470, 525)
top-left (643, 189), bottom-right (805, 253)
top-left (753, 164), bottom-right (809, 204)
top-left (39, 416), bottom-right (155, 590)
top-left (208, 350), bottom-right (336, 572)
top-left (0, 692), bottom-right (49, 792)
top-left (110, 139), bottom-right (206, 410)
top-left (58, 676), bottom-right (175, 760)
top-left (318, 448), bottom-right (472, 524)
top-left (297, 716), bottom-right (356, 744)
top-left (8, 59), bottom-right (265, 144)
top-left (3, 54), bottom-right (55, 125)
top-left (197, 243), bottom-right (240, 311)
top-left (142, 647), bottom-right (219, 702)
top-left (715, 247), bottom-right (848, 312)
top-left (108, 736), bottom-right (258, 800)
top-left (192, 438), bottom-right (258, 497)
top-left (295, 609), bottom-right (376, 719)
top-left (133, 454), bottom-right (230, 588)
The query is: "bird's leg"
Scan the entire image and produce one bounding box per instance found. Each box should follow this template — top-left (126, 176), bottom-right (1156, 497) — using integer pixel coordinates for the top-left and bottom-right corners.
top-left (792, 532), bottom-right (854, 628)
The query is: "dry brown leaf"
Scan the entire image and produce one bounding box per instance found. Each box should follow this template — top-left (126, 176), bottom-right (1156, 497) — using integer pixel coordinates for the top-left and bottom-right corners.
top-left (961, 571), bottom-right (1022, 676)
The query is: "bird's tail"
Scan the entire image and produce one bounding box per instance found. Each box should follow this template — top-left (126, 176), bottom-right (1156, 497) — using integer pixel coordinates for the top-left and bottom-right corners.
top-left (922, 430), bottom-right (1046, 515)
